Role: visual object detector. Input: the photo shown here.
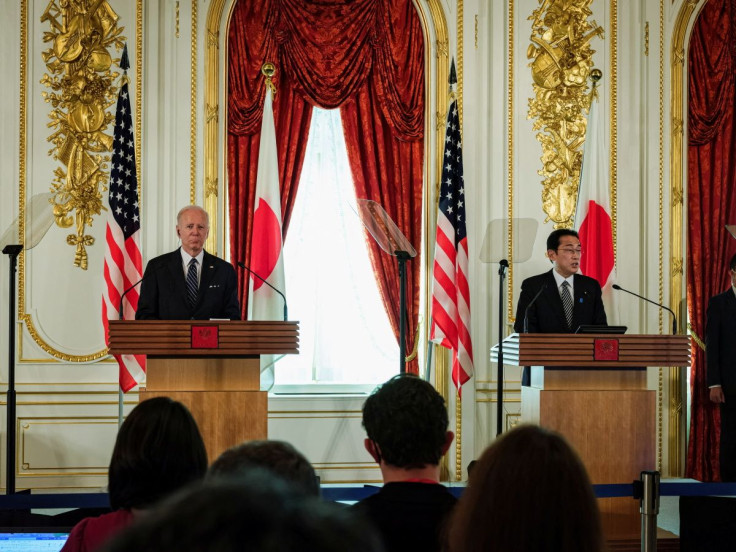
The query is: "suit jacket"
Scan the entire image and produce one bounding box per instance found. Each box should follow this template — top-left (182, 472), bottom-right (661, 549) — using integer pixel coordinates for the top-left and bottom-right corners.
top-left (136, 249), bottom-right (241, 320)
top-left (513, 269), bottom-right (607, 334)
top-left (706, 289), bottom-right (736, 395)
top-left (353, 482), bottom-right (457, 552)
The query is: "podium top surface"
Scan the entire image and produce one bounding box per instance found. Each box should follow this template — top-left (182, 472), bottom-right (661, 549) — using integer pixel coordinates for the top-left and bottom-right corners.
top-left (490, 333), bottom-right (691, 367)
top-left (108, 320), bottom-right (299, 357)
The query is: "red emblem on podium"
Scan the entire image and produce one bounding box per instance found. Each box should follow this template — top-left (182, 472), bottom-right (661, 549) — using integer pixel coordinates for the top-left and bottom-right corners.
top-left (594, 338), bottom-right (619, 361)
top-left (192, 325), bottom-right (219, 348)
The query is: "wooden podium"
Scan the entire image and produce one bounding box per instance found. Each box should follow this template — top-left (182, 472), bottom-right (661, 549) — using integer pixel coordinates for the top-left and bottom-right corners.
top-left (492, 333), bottom-right (690, 538)
top-left (109, 320), bottom-right (299, 461)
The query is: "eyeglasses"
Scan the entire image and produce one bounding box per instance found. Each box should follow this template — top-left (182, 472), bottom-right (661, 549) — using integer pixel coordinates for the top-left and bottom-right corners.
top-left (557, 247), bottom-right (583, 255)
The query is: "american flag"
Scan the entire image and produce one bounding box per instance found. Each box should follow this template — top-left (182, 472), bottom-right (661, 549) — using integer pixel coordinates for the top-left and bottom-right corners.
top-left (430, 98), bottom-right (474, 391)
top-left (102, 45), bottom-right (145, 392)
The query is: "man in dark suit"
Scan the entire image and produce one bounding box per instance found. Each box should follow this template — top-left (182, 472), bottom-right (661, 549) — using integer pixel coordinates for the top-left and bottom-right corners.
top-left (136, 206), bottom-right (241, 320)
top-left (706, 253), bottom-right (736, 481)
top-left (513, 229), bottom-right (607, 385)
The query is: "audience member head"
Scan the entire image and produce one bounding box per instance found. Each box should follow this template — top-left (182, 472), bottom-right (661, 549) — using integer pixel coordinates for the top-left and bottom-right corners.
top-left (208, 439), bottom-right (319, 496)
top-left (448, 424), bottom-right (604, 552)
top-left (108, 397), bottom-right (208, 510)
top-left (362, 374), bottom-right (453, 470)
top-left (101, 470), bottom-right (384, 552)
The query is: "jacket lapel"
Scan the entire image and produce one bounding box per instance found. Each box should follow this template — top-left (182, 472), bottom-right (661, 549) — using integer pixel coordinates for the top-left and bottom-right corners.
top-left (197, 251), bottom-right (217, 305)
top-left (168, 249), bottom-right (189, 304)
top-left (572, 274), bottom-right (586, 330)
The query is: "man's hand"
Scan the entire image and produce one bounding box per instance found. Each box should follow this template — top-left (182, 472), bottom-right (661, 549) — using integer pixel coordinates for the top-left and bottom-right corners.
top-left (710, 386), bottom-right (726, 404)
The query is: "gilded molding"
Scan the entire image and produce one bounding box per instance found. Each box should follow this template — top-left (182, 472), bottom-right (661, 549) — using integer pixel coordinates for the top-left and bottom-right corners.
top-left (507, 0), bottom-right (515, 323)
top-left (19, 0), bottom-right (27, 318)
top-left (454, 0), bottom-right (463, 482)
top-left (205, 177), bottom-right (219, 199)
top-left (672, 116), bottom-right (683, 135)
top-left (672, 257), bottom-right (683, 276)
top-left (436, 38), bottom-right (448, 59)
top-left (658, 0), bottom-right (666, 474)
top-left (457, 0), bottom-right (463, 129)
top-left (40, 1), bottom-right (125, 270)
top-left (610, 0), bottom-right (618, 259)
top-left (208, 29), bottom-right (219, 48)
top-left (527, 0), bottom-right (604, 229)
top-left (136, 0), bottom-right (142, 207)
top-left (669, 0), bottom-right (703, 477)
top-left (191, 0), bottom-right (198, 208)
top-left (203, 0), bottom-right (228, 255)
top-left (17, 1), bottom-right (143, 362)
top-left (206, 103), bottom-right (219, 123)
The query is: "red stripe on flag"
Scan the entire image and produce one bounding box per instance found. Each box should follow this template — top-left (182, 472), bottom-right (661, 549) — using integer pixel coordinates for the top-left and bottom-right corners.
top-left (578, 200), bottom-right (614, 287)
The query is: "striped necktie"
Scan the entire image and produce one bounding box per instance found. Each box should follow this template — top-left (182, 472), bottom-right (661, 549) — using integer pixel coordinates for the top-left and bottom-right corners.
top-left (560, 280), bottom-right (573, 329)
top-left (186, 258), bottom-right (198, 307)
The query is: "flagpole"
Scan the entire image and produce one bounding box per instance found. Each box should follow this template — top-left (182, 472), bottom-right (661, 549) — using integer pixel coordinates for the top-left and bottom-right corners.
top-left (496, 259), bottom-right (508, 436)
top-left (3, 245), bottom-right (22, 495)
top-left (397, 251), bottom-right (411, 374)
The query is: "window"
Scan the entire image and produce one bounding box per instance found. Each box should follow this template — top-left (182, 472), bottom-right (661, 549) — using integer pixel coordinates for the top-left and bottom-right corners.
top-left (273, 108), bottom-right (398, 390)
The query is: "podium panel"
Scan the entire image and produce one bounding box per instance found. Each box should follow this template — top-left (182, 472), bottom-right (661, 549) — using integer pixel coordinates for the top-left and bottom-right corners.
top-left (494, 333), bottom-right (689, 539)
top-left (139, 389), bottom-right (267, 461)
top-left (109, 320), bottom-right (299, 463)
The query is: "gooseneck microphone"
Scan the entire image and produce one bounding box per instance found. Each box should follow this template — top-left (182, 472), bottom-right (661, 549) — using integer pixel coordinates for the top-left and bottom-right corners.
top-left (237, 261), bottom-right (288, 321)
top-left (523, 283), bottom-right (547, 333)
top-left (612, 284), bottom-right (677, 335)
top-left (119, 277), bottom-right (144, 319)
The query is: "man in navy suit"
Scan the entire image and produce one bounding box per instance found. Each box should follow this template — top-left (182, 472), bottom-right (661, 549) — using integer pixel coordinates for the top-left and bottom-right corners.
top-left (706, 253), bottom-right (736, 481)
top-left (513, 229), bottom-right (607, 385)
top-left (136, 206), bottom-right (241, 320)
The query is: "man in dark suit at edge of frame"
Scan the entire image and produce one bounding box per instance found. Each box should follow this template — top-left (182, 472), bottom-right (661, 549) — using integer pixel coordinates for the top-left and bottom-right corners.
top-left (706, 252), bottom-right (736, 482)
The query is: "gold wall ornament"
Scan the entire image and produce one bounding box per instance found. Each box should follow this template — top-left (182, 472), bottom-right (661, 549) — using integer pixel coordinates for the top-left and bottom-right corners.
top-left (527, 0), bottom-right (604, 229)
top-left (40, 0), bottom-right (125, 269)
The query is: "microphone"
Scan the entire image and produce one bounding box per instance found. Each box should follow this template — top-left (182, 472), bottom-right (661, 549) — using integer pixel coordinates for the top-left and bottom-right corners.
top-left (237, 261), bottom-right (288, 321)
top-left (119, 277), bottom-right (144, 319)
top-left (523, 283), bottom-right (547, 333)
top-left (612, 284), bottom-right (677, 335)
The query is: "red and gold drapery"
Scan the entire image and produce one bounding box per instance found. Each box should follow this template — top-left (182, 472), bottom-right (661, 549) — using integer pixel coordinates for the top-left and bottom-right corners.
top-left (227, 0), bottom-right (424, 373)
top-left (686, 0), bottom-right (736, 481)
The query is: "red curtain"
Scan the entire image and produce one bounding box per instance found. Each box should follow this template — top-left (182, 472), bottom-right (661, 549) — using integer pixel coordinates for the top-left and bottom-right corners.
top-left (686, 0), bottom-right (736, 481)
top-left (227, 0), bottom-right (424, 373)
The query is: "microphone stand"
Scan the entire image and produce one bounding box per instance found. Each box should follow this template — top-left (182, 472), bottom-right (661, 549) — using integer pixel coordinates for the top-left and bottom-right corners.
top-left (237, 262), bottom-right (288, 321)
top-left (613, 284), bottom-right (677, 335)
top-left (3, 244), bottom-right (22, 495)
top-left (496, 259), bottom-right (508, 437)
top-left (396, 251), bottom-right (411, 375)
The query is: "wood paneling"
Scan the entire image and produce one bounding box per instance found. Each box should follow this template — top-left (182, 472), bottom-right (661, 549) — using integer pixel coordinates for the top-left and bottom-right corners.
top-left (140, 389), bottom-right (267, 462)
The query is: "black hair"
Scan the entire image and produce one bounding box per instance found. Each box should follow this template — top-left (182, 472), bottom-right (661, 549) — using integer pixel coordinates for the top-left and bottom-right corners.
top-left (546, 228), bottom-right (580, 252)
top-left (101, 470), bottom-right (384, 552)
top-left (362, 374), bottom-right (448, 468)
top-left (208, 440), bottom-right (319, 496)
top-left (108, 397), bottom-right (208, 510)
